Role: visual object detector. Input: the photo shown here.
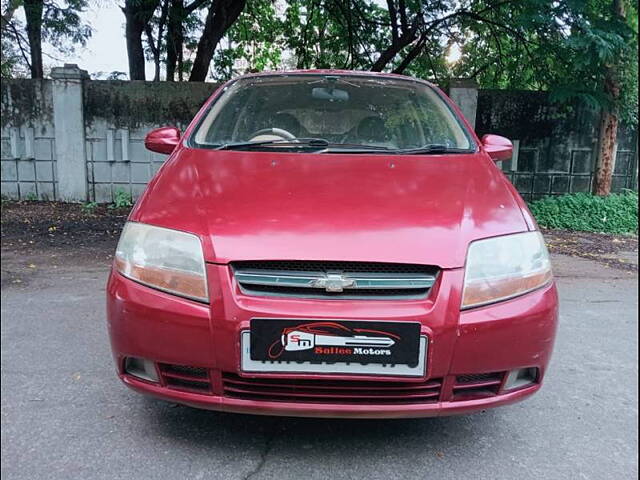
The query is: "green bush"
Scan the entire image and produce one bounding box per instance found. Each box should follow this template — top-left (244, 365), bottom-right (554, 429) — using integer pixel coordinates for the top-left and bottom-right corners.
top-left (81, 201), bottom-right (98, 214)
top-left (109, 189), bottom-right (133, 210)
top-left (529, 191), bottom-right (638, 234)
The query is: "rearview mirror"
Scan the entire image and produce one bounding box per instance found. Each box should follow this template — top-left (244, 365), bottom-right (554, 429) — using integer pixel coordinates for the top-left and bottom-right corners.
top-left (481, 134), bottom-right (513, 162)
top-left (145, 126), bottom-right (181, 154)
top-left (312, 87), bottom-right (349, 102)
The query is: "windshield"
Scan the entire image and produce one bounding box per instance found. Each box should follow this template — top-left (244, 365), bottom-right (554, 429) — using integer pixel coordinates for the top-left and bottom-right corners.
top-left (191, 74), bottom-right (473, 152)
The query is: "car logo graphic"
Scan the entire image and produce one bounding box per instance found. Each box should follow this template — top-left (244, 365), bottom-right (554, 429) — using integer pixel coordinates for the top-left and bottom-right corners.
top-left (268, 321), bottom-right (399, 359)
top-left (309, 273), bottom-right (355, 292)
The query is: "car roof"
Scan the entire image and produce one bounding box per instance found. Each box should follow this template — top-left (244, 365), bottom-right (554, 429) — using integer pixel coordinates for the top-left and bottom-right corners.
top-left (232, 69), bottom-right (438, 88)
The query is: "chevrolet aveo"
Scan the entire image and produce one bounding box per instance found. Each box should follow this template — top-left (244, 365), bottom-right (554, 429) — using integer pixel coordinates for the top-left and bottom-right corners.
top-left (106, 71), bottom-right (558, 418)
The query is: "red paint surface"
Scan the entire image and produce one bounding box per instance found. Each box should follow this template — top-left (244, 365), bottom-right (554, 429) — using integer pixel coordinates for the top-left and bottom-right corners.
top-left (132, 149), bottom-right (531, 268)
top-left (107, 71), bottom-right (558, 417)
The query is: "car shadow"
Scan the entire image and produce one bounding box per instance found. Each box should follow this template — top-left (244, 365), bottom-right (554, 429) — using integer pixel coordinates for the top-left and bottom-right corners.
top-left (140, 397), bottom-right (499, 454)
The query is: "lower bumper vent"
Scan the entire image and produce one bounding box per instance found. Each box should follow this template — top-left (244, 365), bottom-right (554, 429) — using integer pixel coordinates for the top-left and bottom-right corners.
top-left (222, 373), bottom-right (442, 405)
top-left (452, 372), bottom-right (505, 400)
top-left (159, 363), bottom-right (212, 394)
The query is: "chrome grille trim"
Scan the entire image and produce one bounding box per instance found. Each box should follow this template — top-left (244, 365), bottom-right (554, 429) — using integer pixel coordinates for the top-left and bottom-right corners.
top-left (234, 271), bottom-right (436, 290)
top-left (231, 261), bottom-right (438, 300)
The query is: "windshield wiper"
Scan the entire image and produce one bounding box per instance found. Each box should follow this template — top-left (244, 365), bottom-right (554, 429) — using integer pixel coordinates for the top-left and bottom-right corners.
top-left (397, 144), bottom-right (472, 155)
top-left (214, 140), bottom-right (469, 154)
top-left (215, 138), bottom-right (329, 151)
top-left (215, 139), bottom-right (395, 153)
top-left (324, 143), bottom-right (393, 152)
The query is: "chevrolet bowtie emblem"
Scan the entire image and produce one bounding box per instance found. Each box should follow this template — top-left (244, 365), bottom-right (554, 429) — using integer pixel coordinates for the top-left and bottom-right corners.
top-left (309, 273), bottom-right (356, 292)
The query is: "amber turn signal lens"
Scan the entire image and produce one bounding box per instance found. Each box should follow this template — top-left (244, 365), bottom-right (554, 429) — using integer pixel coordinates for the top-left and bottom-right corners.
top-left (462, 269), bottom-right (553, 309)
top-left (115, 257), bottom-right (208, 301)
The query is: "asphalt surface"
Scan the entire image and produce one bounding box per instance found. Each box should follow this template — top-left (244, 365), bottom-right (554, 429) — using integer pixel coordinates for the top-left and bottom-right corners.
top-left (1, 250), bottom-right (637, 480)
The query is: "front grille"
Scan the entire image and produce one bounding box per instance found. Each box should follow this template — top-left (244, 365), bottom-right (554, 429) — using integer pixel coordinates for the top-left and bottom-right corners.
top-left (159, 363), bottom-right (212, 394)
top-left (232, 261), bottom-right (436, 274)
top-left (231, 261), bottom-right (438, 300)
top-left (452, 371), bottom-right (505, 400)
top-left (222, 373), bottom-right (442, 405)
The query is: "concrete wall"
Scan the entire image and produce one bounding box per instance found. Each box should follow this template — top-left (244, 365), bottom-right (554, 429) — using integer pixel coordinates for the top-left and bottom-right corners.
top-left (1, 80), bottom-right (57, 200)
top-left (474, 89), bottom-right (638, 201)
top-left (84, 80), bottom-right (216, 202)
top-left (1, 66), bottom-right (637, 203)
top-left (1, 64), bottom-right (217, 202)
top-left (85, 122), bottom-right (166, 202)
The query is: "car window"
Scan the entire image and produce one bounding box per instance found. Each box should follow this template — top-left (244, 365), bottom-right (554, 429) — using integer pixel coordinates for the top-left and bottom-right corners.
top-left (192, 74), bottom-right (473, 151)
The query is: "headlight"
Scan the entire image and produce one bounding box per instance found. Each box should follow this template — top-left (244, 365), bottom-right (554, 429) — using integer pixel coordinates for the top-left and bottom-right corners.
top-left (461, 231), bottom-right (552, 309)
top-left (114, 222), bottom-right (208, 302)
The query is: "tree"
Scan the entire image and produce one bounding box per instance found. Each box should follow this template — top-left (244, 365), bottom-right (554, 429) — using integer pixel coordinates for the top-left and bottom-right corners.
top-left (368, 1), bottom-right (425, 72)
top-left (144, 0), bottom-right (169, 81)
top-left (520, 0), bottom-right (637, 195)
top-left (1, 0), bottom-right (29, 77)
top-left (123, 0), bottom-right (159, 80)
top-left (164, 0), bottom-right (207, 81)
top-left (138, 0), bottom-right (237, 82)
top-left (282, 0), bottom-right (386, 71)
top-left (123, 0), bottom-right (248, 82)
top-left (2, 0), bottom-right (92, 79)
top-left (279, 0), bottom-right (576, 80)
top-left (209, 0), bottom-right (282, 80)
top-left (589, 0), bottom-right (636, 195)
top-left (188, 0), bottom-right (247, 81)
top-left (23, 0), bottom-right (44, 78)
top-left (450, 0), bottom-right (573, 88)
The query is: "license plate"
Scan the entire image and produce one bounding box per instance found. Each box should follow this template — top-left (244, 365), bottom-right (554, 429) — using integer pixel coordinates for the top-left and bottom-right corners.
top-left (250, 318), bottom-right (421, 366)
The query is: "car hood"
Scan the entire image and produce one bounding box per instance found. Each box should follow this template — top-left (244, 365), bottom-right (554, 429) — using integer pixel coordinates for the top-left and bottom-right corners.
top-left (131, 149), bottom-right (529, 269)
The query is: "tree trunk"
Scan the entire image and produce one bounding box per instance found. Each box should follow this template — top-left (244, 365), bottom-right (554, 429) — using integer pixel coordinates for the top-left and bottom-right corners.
top-left (370, 5), bottom-right (420, 72)
top-left (188, 0), bottom-right (246, 82)
top-left (145, 0), bottom-right (169, 81)
top-left (593, 110), bottom-right (619, 196)
top-left (592, 0), bottom-right (625, 196)
top-left (123, 0), bottom-right (159, 81)
top-left (23, 0), bottom-right (43, 79)
top-left (371, 46), bottom-right (401, 72)
top-left (165, 0), bottom-right (184, 82)
top-left (146, 24), bottom-right (162, 81)
top-left (125, 16), bottom-right (146, 80)
top-left (152, 45), bottom-right (161, 81)
top-left (393, 35), bottom-right (426, 74)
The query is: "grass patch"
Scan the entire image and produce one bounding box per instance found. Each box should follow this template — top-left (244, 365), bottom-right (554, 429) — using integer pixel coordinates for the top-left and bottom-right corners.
top-left (529, 191), bottom-right (638, 234)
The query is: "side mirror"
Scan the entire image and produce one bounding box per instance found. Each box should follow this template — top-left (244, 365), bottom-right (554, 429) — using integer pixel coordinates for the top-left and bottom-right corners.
top-left (481, 134), bottom-right (513, 162)
top-left (144, 126), bottom-right (181, 154)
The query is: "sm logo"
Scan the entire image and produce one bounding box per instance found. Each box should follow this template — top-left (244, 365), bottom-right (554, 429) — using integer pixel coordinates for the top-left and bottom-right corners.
top-left (282, 330), bottom-right (315, 351)
top-left (291, 334), bottom-right (312, 347)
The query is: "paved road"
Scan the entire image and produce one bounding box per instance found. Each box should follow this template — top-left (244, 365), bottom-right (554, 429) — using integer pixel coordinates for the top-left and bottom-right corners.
top-left (1, 250), bottom-right (637, 480)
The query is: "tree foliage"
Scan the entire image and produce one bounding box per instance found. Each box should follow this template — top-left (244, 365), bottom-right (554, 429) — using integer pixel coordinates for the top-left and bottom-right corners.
top-left (210, 0), bottom-right (282, 80)
top-left (119, 0), bottom-right (638, 129)
top-left (549, 0), bottom-right (638, 125)
top-left (1, 0), bottom-right (91, 78)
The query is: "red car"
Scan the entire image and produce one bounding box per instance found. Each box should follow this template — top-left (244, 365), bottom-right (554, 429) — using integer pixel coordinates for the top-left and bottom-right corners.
top-left (106, 71), bottom-right (558, 418)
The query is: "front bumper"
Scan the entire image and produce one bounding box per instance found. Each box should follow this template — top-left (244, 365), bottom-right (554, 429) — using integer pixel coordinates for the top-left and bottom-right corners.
top-left (106, 264), bottom-right (559, 418)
